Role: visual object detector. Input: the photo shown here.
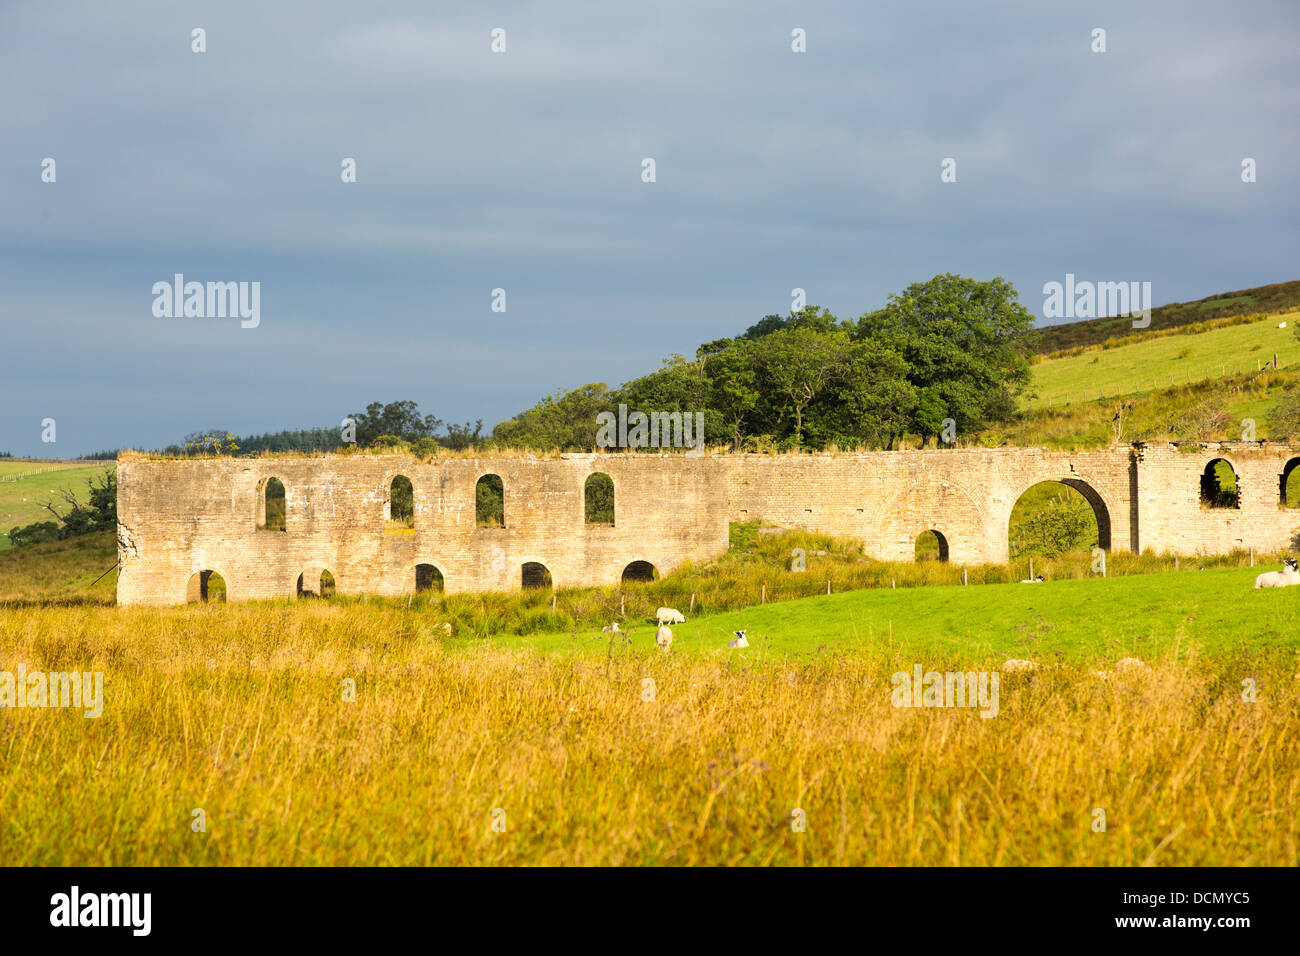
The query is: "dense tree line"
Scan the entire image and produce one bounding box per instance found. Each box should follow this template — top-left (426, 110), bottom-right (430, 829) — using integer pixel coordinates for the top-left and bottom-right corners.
top-left (494, 274), bottom-right (1034, 451)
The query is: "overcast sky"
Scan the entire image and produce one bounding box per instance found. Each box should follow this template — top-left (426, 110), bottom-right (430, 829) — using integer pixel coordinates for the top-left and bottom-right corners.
top-left (1, 0), bottom-right (1296, 457)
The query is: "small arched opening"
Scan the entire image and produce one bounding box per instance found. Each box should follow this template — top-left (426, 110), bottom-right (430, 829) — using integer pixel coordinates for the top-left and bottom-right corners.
top-left (522, 562), bottom-right (552, 590)
top-left (415, 563), bottom-right (444, 594)
top-left (186, 570), bottom-right (227, 603)
top-left (621, 560), bottom-right (657, 583)
top-left (915, 530), bottom-right (949, 562)
top-left (1200, 459), bottom-right (1240, 509)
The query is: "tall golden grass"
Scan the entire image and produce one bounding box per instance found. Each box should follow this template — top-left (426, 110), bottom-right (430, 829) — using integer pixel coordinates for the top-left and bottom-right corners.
top-left (1, 602), bottom-right (1296, 865)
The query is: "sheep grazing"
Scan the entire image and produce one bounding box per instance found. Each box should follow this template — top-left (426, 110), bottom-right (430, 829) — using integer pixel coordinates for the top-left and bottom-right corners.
top-left (600, 622), bottom-right (622, 634)
top-left (1019, 575), bottom-right (1045, 584)
top-left (1254, 558), bottom-right (1300, 589)
top-left (727, 630), bottom-right (749, 649)
top-left (655, 625), bottom-right (673, 651)
top-left (657, 607), bottom-right (686, 625)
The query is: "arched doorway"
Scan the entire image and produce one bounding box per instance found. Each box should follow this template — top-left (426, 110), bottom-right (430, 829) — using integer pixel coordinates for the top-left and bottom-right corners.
top-left (186, 570), bottom-right (227, 603)
top-left (522, 562), bottom-right (552, 589)
top-left (915, 530), bottom-right (949, 562)
top-left (621, 560), bottom-right (657, 583)
top-left (1009, 480), bottom-right (1110, 557)
top-left (415, 563), bottom-right (444, 593)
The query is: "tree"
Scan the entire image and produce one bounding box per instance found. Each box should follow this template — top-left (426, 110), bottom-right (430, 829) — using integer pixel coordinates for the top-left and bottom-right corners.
top-left (804, 340), bottom-right (915, 449)
top-left (858, 274), bottom-right (1034, 443)
top-left (705, 340), bottom-right (761, 448)
top-left (348, 401), bottom-right (443, 447)
top-left (9, 471), bottom-right (117, 546)
top-left (442, 420), bottom-right (484, 451)
top-left (491, 383), bottom-right (617, 451)
top-left (755, 326), bottom-right (846, 447)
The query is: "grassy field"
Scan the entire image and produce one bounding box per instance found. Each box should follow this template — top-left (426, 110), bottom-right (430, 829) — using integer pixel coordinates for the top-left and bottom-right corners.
top-left (0, 460), bottom-right (113, 551)
top-left (1, 560), bottom-right (1297, 865)
top-left (1027, 311), bottom-right (1299, 409)
top-left (1, 531), bottom-right (1298, 865)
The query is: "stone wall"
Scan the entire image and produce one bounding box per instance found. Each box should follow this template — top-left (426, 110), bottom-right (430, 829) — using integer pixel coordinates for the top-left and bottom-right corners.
top-left (117, 443), bottom-right (1300, 605)
top-left (116, 453), bottom-right (730, 605)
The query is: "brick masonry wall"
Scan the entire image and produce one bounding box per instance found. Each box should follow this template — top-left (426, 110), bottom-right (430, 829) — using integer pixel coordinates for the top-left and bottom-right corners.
top-left (117, 453), bottom-right (730, 605)
top-left (724, 448), bottom-right (1134, 565)
top-left (117, 443), bottom-right (1300, 605)
top-left (1134, 442), bottom-right (1300, 557)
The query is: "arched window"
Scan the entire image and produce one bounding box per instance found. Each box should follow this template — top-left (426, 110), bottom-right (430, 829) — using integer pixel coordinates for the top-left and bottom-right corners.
top-left (415, 563), bottom-right (444, 593)
top-left (259, 477), bottom-right (286, 531)
top-left (915, 530), bottom-right (949, 562)
top-left (1281, 459), bottom-right (1300, 508)
top-left (585, 473), bottom-right (614, 525)
top-left (389, 475), bottom-right (414, 528)
top-left (186, 570), bottom-right (227, 603)
top-left (476, 474), bottom-right (504, 527)
top-left (1200, 459), bottom-right (1239, 509)
top-left (621, 560), bottom-right (656, 583)
top-left (522, 562), bottom-right (552, 589)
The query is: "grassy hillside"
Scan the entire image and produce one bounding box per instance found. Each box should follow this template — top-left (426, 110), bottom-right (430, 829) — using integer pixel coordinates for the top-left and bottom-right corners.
top-left (1028, 279), bottom-right (1300, 354)
top-left (0, 460), bottom-right (114, 551)
top-left (1028, 310), bottom-right (1298, 409)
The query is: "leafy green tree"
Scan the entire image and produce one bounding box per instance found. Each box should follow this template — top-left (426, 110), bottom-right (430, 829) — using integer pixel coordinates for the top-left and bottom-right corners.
top-left (492, 383), bottom-right (617, 450)
top-left (704, 339), bottom-right (762, 448)
top-left (858, 274), bottom-right (1034, 443)
top-left (755, 325), bottom-right (847, 447)
top-left (804, 340), bottom-right (915, 449)
top-left (441, 419), bottom-right (484, 451)
top-left (349, 401), bottom-right (443, 447)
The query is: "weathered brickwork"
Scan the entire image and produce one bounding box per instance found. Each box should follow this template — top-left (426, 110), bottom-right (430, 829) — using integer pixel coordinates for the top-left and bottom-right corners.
top-left (117, 442), bottom-right (1300, 605)
top-left (117, 454), bottom-right (729, 605)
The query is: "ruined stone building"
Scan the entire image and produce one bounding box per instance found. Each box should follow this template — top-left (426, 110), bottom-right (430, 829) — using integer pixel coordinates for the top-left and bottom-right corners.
top-left (116, 442), bottom-right (1300, 605)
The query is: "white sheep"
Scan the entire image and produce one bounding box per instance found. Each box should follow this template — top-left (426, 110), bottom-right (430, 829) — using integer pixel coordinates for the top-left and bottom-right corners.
top-left (657, 607), bottom-right (686, 625)
top-left (1000, 659), bottom-right (1040, 673)
top-left (1254, 558), bottom-right (1300, 589)
top-left (600, 622), bottom-right (622, 634)
top-left (655, 625), bottom-right (673, 651)
top-left (1019, 575), bottom-right (1045, 584)
top-left (726, 629), bottom-right (749, 649)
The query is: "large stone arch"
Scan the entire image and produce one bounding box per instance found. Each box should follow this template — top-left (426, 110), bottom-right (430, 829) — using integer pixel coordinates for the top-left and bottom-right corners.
top-left (1006, 476), bottom-right (1113, 555)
